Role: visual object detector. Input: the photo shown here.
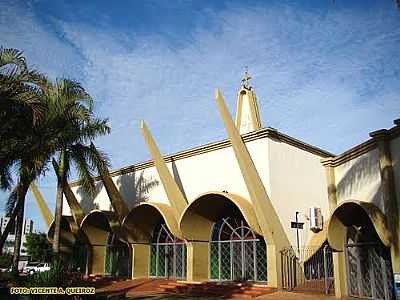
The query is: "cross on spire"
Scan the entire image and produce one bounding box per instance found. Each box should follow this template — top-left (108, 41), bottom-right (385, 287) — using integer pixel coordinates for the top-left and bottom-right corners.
top-left (241, 67), bottom-right (252, 90)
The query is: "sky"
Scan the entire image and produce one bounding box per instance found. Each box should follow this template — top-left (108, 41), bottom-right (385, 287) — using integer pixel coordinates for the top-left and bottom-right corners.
top-left (1, 0), bottom-right (399, 233)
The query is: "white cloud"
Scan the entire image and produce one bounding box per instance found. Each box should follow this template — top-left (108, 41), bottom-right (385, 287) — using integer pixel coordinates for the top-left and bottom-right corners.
top-left (0, 1), bottom-right (83, 80)
top-left (1, 1), bottom-right (399, 232)
top-left (58, 2), bottom-right (400, 165)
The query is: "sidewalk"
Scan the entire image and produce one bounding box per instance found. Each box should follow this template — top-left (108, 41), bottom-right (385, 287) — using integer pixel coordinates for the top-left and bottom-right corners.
top-left (256, 291), bottom-right (336, 300)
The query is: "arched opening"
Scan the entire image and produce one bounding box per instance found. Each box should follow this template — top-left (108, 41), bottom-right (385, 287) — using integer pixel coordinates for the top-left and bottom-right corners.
top-left (179, 192), bottom-right (266, 283)
top-left (210, 216), bottom-right (267, 282)
top-left (104, 232), bottom-right (130, 278)
top-left (80, 210), bottom-right (120, 275)
top-left (180, 192), bottom-right (262, 242)
top-left (345, 222), bottom-right (394, 299)
top-left (149, 221), bottom-right (186, 279)
top-left (327, 201), bottom-right (394, 300)
top-left (47, 216), bottom-right (78, 249)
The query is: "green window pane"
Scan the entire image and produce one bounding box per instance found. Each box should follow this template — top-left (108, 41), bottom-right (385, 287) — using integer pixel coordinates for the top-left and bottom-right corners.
top-left (210, 242), bottom-right (219, 279)
top-left (256, 240), bottom-right (267, 281)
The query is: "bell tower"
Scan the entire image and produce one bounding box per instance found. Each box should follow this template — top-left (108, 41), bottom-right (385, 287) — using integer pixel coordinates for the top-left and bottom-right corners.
top-left (235, 70), bottom-right (262, 134)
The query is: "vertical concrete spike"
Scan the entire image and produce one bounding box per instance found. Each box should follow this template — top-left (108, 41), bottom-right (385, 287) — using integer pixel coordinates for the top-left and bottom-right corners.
top-left (53, 159), bottom-right (86, 227)
top-left (98, 168), bottom-right (129, 219)
top-left (215, 89), bottom-right (290, 287)
top-left (140, 120), bottom-right (187, 220)
top-left (30, 182), bottom-right (53, 228)
top-left (215, 88), bottom-right (289, 246)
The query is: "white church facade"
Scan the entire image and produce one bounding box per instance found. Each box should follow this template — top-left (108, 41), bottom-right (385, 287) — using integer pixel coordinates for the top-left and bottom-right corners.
top-left (33, 74), bottom-right (400, 299)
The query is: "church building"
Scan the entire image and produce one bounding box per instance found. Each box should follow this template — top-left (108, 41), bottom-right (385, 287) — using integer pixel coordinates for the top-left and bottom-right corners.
top-left (34, 73), bottom-right (400, 300)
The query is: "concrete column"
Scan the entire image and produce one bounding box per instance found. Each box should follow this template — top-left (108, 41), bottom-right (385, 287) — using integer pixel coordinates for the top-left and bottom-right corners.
top-left (322, 157), bottom-right (347, 299)
top-left (333, 252), bottom-right (347, 298)
top-left (90, 245), bottom-right (106, 275)
top-left (132, 244), bottom-right (150, 278)
top-left (370, 129), bottom-right (400, 273)
top-left (186, 242), bottom-right (209, 282)
top-left (322, 158), bottom-right (338, 213)
top-left (267, 244), bottom-right (280, 288)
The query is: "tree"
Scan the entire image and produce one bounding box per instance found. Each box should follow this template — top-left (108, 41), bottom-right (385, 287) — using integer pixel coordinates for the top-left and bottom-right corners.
top-left (0, 47), bottom-right (46, 190)
top-left (0, 252), bottom-right (12, 269)
top-left (47, 78), bottom-right (110, 253)
top-left (0, 47), bottom-right (110, 268)
top-left (25, 233), bottom-right (52, 262)
top-left (0, 47), bottom-right (49, 269)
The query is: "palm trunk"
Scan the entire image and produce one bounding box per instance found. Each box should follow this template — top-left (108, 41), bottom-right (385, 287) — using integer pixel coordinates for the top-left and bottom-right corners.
top-left (12, 183), bottom-right (29, 271)
top-left (0, 186), bottom-right (23, 255)
top-left (53, 150), bottom-right (65, 254)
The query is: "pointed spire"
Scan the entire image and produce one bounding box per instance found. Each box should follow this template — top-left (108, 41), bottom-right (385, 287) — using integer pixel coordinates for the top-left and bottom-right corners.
top-left (235, 69), bottom-right (262, 134)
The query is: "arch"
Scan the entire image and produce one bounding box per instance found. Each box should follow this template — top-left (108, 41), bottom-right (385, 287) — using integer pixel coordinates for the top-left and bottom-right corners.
top-left (80, 210), bottom-right (120, 244)
top-left (209, 216), bottom-right (267, 282)
top-left (149, 221), bottom-right (186, 279)
top-left (80, 210), bottom-right (121, 275)
top-left (327, 200), bottom-right (391, 251)
top-left (179, 192), bottom-right (262, 241)
top-left (342, 208), bottom-right (394, 299)
top-left (122, 202), bottom-right (181, 243)
top-left (47, 216), bottom-right (79, 248)
top-left (104, 232), bottom-right (130, 277)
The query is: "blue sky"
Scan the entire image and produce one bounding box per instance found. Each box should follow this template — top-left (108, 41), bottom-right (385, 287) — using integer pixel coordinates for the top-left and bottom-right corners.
top-left (1, 0), bottom-right (399, 232)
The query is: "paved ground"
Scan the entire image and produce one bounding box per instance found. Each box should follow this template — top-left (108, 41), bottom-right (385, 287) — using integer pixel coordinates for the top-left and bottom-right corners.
top-left (256, 291), bottom-right (336, 300)
top-left (95, 278), bottom-right (339, 299)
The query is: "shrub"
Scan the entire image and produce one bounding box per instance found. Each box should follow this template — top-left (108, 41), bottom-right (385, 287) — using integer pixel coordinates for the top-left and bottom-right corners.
top-left (0, 253), bottom-right (12, 269)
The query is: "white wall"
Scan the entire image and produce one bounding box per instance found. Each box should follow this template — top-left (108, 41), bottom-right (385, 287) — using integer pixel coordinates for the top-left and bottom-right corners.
top-left (334, 148), bottom-right (382, 211)
top-left (66, 138), bottom-right (272, 214)
top-left (390, 136), bottom-right (400, 214)
top-left (267, 138), bottom-right (330, 248)
top-left (65, 133), bottom-right (330, 251)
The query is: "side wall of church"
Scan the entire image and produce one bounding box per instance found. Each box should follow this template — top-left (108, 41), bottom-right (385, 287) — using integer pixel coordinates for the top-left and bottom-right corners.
top-left (64, 138), bottom-right (270, 216)
top-left (390, 135), bottom-right (400, 213)
top-left (267, 138), bottom-right (330, 248)
top-left (334, 148), bottom-right (382, 210)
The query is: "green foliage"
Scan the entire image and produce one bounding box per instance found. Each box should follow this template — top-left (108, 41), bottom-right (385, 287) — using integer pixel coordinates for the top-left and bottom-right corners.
top-left (25, 233), bottom-right (52, 262)
top-left (0, 46), bottom-right (111, 200)
top-left (27, 260), bottom-right (66, 288)
top-left (0, 47), bottom-right (46, 191)
top-left (0, 46), bottom-right (110, 259)
top-left (63, 244), bottom-right (88, 273)
top-left (0, 252), bottom-right (12, 268)
top-left (22, 260), bottom-right (95, 300)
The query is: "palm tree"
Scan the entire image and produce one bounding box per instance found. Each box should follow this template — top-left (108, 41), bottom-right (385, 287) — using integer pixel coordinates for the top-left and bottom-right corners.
top-left (0, 47), bottom-right (46, 190)
top-left (0, 112), bottom-right (55, 268)
top-left (42, 79), bottom-right (110, 254)
top-left (0, 48), bottom-right (111, 267)
top-left (0, 47), bottom-right (48, 264)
